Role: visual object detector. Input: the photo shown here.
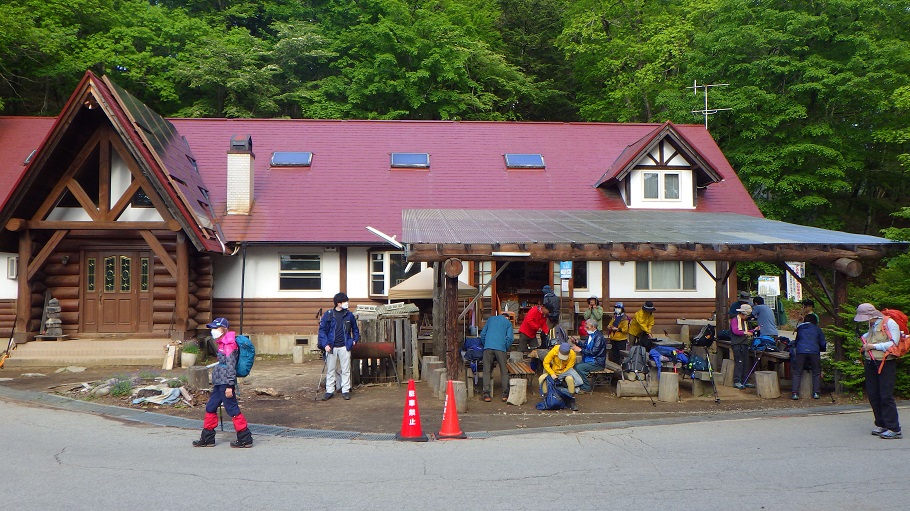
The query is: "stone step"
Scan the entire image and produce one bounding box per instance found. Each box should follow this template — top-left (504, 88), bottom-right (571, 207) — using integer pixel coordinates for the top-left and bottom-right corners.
top-left (3, 338), bottom-right (171, 368)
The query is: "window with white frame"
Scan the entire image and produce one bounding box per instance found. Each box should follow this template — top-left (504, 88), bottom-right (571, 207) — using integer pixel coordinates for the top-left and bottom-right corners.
top-left (279, 254), bottom-right (321, 290)
top-left (473, 261), bottom-right (493, 296)
top-left (643, 171), bottom-right (681, 200)
top-left (371, 251), bottom-right (420, 296)
top-left (635, 261), bottom-right (696, 291)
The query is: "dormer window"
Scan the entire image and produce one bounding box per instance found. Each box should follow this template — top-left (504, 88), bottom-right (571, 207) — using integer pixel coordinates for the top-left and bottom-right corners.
top-left (643, 171), bottom-right (680, 200)
top-left (505, 153), bottom-right (545, 169)
top-left (391, 153), bottom-right (430, 169)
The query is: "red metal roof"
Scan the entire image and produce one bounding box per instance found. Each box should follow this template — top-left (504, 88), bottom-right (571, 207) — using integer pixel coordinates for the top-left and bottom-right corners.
top-left (0, 115), bottom-right (762, 247)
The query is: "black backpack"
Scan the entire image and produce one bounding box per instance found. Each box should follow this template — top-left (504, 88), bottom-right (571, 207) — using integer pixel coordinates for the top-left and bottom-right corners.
top-left (691, 324), bottom-right (716, 348)
top-left (622, 345), bottom-right (650, 379)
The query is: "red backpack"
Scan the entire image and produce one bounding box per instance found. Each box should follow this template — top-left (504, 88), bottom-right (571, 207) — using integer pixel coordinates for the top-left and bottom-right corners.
top-left (877, 309), bottom-right (910, 374)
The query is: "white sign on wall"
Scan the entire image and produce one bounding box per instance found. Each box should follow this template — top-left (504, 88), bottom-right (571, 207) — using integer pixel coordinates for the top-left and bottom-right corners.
top-left (785, 262), bottom-right (805, 302)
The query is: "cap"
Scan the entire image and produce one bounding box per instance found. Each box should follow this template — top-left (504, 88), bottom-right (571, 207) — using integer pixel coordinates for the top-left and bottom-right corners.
top-left (614, 302), bottom-right (624, 310)
top-left (333, 292), bottom-right (349, 305)
top-left (854, 303), bottom-right (883, 322)
top-left (542, 285), bottom-right (553, 293)
top-left (738, 291), bottom-right (751, 300)
top-left (206, 317), bottom-right (229, 329)
top-left (643, 301), bottom-right (656, 312)
top-left (737, 304), bottom-right (752, 314)
top-left (557, 343), bottom-right (571, 360)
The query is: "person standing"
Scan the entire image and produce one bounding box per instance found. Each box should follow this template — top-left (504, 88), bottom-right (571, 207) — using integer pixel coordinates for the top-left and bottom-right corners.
top-left (518, 304), bottom-right (550, 353)
top-left (542, 285), bottom-right (560, 322)
top-left (790, 314), bottom-right (826, 400)
top-left (802, 299), bottom-right (820, 324)
top-left (318, 292), bottom-right (360, 401)
top-left (572, 318), bottom-right (607, 392)
top-left (856, 303), bottom-right (902, 439)
top-left (480, 312), bottom-right (514, 402)
top-left (583, 297), bottom-right (604, 332)
top-left (192, 317), bottom-right (253, 448)
top-left (628, 301), bottom-right (656, 345)
top-left (730, 304), bottom-right (756, 389)
top-left (728, 291), bottom-right (752, 319)
top-left (606, 302), bottom-right (630, 363)
top-left (752, 296), bottom-right (778, 339)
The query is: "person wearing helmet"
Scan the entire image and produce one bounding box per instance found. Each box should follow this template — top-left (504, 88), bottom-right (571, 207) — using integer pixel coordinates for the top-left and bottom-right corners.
top-left (318, 292), bottom-right (360, 401)
top-left (856, 303), bottom-right (902, 439)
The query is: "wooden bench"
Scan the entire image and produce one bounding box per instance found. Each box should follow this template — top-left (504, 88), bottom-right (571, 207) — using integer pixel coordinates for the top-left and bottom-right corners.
top-left (716, 340), bottom-right (790, 378)
top-left (465, 358), bottom-right (535, 396)
top-left (587, 360), bottom-right (622, 392)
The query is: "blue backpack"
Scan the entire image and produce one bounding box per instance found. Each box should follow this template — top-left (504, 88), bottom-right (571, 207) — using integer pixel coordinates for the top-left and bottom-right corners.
top-left (751, 335), bottom-right (778, 352)
top-left (536, 376), bottom-right (574, 410)
top-left (235, 335), bottom-right (256, 377)
top-left (462, 337), bottom-right (484, 362)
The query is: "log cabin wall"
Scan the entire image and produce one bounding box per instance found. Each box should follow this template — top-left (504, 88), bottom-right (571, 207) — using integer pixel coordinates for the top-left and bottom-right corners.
top-left (213, 298), bottom-right (387, 335)
top-left (0, 299), bottom-right (15, 334)
top-left (597, 298), bottom-right (716, 337)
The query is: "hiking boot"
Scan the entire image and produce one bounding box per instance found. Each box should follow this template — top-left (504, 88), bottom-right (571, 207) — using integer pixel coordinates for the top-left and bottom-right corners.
top-left (791, 393), bottom-right (799, 400)
top-left (482, 392), bottom-right (492, 402)
top-left (569, 400), bottom-right (578, 411)
top-left (192, 428), bottom-right (216, 447)
top-left (872, 427), bottom-right (888, 436)
top-left (733, 383), bottom-right (745, 389)
top-left (342, 392), bottom-right (350, 400)
top-left (501, 392), bottom-right (509, 402)
top-left (880, 430), bottom-right (903, 440)
top-left (744, 382), bottom-right (756, 388)
top-left (321, 392), bottom-right (334, 401)
top-left (230, 428), bottom-right (253, 448)
top-left (812, 392), bottom-right (820, 399)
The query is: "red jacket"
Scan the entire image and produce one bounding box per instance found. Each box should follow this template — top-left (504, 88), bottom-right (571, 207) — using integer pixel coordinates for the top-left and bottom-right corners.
top-left (519, 306), bottom-right (550, 338)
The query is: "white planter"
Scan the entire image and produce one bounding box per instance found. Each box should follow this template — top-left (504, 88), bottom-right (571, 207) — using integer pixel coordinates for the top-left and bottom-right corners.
top-left (181, 352), bottom-right (198, 367)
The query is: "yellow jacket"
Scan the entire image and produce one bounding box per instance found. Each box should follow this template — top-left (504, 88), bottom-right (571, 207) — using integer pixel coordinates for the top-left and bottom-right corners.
top-left (628, 309), bottom-right (654, 337)
top-left (543, 345), bottom-right (576, 378)
top-left (606, 314), bottom-right (630, 341)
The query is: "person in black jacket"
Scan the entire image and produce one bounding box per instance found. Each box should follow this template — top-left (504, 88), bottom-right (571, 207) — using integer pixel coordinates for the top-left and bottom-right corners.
top-left (790, 314), bottom-right (826, 400)
top-left (572, 318), bottom-right (607, 393)
top-left (542, 285), bottom-right (560, 322)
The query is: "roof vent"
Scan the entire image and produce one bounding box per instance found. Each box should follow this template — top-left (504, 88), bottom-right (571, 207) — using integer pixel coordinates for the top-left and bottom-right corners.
top-left (23, 149), bottom-right (37, 165)
top-left (391, 153), bottom-right (430, 169)
top-left (271, 152), bottom-right (313, 167)
top-left (230, 135), bottom-right (253, 153)
top-left (505, 153), bottom-right (545, 169)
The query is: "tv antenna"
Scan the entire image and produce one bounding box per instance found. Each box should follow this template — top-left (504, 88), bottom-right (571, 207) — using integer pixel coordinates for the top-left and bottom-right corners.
top-left (689, 80), bottom-right (731, 129)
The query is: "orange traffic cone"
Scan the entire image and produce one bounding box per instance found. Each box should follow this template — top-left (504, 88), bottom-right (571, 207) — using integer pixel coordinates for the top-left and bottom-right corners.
top-left (395, 379), bottom-right (428, 442)
top-left (436, 379), bottom-right (466, 439)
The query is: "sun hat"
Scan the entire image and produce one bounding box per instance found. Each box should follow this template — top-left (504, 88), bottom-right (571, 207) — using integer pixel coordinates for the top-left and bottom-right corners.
top-left (557, 343), bottom-right (571, 360)
top-left (738, 291), bottom-right (751, 300)
top-left (737, 304), bottom-right (752, 314)
top-left (854, 303), bottom-right (883, 322)
top-left (643, 301), bottom-right (656, 312)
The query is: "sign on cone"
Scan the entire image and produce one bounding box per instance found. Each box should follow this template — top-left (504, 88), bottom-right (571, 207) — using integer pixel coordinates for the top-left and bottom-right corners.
top-left (395, 379), bottom-right (428, 442)
top-left (436, 379), bottom-right (466, 439)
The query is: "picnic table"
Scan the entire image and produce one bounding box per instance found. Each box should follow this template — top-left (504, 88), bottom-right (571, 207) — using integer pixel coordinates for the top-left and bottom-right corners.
top-left (715, 339), bottom-right (790, 378)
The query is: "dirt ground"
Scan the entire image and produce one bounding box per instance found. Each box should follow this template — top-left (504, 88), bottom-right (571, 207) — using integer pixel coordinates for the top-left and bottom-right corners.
top-left (0, 356), bottom-right (864, 435)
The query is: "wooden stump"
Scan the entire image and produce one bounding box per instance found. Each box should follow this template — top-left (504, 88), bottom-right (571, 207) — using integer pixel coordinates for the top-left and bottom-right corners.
top-left (426, 362), bottom-right (444, 389)
top-left (507, 378), bottom-right (527, 405)
top-left (616, 378), bottom-right (658, 397)
top-left (692, 377), bottom-right (706, 397)
top-left (292, 345), bottom-right (305, 364)
top-left (720, 359), bottom-right (734, 387)
top-left (799, 371), bottom-right (813, 397)
top-left (421, 356), bottom-right (440, 382)
top-left (432, 368), bottom-right (447, 398)
top-left (755, 371), bottom-right (781, 399)
top-left (186, 366), bottom-right (209, 391)
top-left (658, 372), bottom-right (680, 402)
top-left (508, 351), bottom-right (523, 363)
top-left (451, 380), bottom-right (468, 413)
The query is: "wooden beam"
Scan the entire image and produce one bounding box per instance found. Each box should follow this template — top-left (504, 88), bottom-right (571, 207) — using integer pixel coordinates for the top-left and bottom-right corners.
top-left (26, 230), bottom-right (69, 281)
top-left (65, 180), bottom-right (102, 221)
top-left (778, 262), bottom-right (835, 318)
top-left (99, 132), bottom-right (111, 215)
top-left (32, 131), bottom-right (102, 221)
top-left (139, 230), bottom-right (178, 278)
top-left (444, 258), bottom-right (462, 380)
top-left (175, 232), bottom-right (189, 337)
top-left (107, 179), bottom-right (142, 221)
top-left (10, 220), bottom-right (180, 231)
top-left (109, 135), bottom-right (175, 221)
top-left (16, 231), bottom-right (32, 339)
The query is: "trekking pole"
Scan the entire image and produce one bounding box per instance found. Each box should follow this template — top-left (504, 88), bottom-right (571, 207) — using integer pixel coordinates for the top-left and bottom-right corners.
top-left (742, 349), bottom-right (764, 385)
top-left (705, 350), bottom-right (720, 403)
top-left (637, 372), bottom-right (656, 406)
top-left (314, 351), bottom-right (328, 402)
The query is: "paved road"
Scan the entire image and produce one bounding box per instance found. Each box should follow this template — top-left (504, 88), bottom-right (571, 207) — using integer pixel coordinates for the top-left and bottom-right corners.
top-left (0, 398), bottom-right (906, 510)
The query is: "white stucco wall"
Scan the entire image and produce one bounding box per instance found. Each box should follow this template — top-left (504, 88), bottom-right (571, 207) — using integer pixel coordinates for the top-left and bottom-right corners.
top-left (212, 246), bottom-right (342, 299)
top-left (608, 260), bottom-right (716, 298)
top-left (0, 253), bottom-right (18, 299)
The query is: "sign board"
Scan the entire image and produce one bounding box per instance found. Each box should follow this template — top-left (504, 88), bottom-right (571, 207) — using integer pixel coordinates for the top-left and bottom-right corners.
top-left (560, 261), bottom-right (572, 279)
top-left (785, 262), bottom-right (804, 302)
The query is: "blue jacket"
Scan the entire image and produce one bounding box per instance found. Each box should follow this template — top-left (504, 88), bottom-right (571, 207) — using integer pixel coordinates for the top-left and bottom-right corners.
top-left (578, 330), bottom-right (607, 367)
top-left (318, 308), bottom-right (360, 351)
top-left (480, 315), bottom-right (514, 352)
top-left (792, 322), bottom-right (826, 355)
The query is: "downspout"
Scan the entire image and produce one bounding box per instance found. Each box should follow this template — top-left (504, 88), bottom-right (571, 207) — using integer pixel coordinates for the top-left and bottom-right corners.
top-left (239, 241), bottom-right (247, 335)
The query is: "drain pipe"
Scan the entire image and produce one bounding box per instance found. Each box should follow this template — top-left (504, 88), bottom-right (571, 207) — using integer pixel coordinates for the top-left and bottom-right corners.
top-left (239, 242), bottom-right (247, 335)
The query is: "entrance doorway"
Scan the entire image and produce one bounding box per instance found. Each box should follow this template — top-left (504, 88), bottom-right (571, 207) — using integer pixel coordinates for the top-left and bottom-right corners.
top-left (81, 250), bottom-right (152, 333)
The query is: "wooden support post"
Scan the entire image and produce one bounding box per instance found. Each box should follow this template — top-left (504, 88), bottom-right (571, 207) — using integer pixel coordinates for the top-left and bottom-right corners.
top-left (444, 258), bottom-right (462, 380)
top-left (175, 233), bottom-right (189, 338)
top-left (833, 270), bottom-right (848, 393)
top-left (16, 230), bottom-right (32, 341)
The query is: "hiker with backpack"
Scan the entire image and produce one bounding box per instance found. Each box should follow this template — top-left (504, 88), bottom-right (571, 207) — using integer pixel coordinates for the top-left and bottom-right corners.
top-left (572, 318), bottom-right (607, 393)
top-left (790, 314), bottom-right (826, 400)
top-left (318, 292), bottom-right (360, 401)
top-left (628, 301), bottom-right (656, 346)
top-left (731, 304), bottom-right (757, 389)
top-left (538, 343), bottom-right (581, 410)
top-left (856, 303), bottom-right (903, 439)
top-left (192, 317), bottom-right (253, 448)
top-left (479, 312), bottom-right (514, 403)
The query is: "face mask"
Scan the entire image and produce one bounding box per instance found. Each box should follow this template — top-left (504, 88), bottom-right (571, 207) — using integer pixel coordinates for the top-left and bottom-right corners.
top-left (341, 302), bottom-right (349, 310)
top-left (211, 329), bottom-right (223, 340)
top-left (614, 308), bottom-right (622, 315)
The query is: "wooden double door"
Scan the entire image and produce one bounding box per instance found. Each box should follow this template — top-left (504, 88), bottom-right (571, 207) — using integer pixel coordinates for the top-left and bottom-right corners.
top-left (81, 250), bottom-right (153, 333)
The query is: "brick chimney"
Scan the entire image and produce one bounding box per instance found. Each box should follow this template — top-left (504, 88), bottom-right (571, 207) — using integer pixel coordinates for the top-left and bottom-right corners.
top-left (226, 135), bottom-right (254, 215)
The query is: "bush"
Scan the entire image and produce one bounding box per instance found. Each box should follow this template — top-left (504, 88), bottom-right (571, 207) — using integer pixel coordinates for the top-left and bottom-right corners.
top-left (110, 379), bottom-right (133, 397)
top-left (182, 343), bottom-right (200, 354)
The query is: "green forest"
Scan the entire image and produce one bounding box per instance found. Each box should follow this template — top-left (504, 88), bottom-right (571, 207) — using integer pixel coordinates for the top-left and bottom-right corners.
top-left (3, 1), bottom-right (910, 229)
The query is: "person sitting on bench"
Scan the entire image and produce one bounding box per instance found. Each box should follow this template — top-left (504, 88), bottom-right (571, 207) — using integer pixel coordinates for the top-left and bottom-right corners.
top-left (572, 318), bottom-right (607, 393)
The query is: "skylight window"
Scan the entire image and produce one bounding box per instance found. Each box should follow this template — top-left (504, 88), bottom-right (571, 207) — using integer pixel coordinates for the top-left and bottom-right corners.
top-left (504, 153), bottom-right (545, 169)
top-left (271, 151), bottom-right (313, 167)
top-left (390, 153), bottom-right (430, 169)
